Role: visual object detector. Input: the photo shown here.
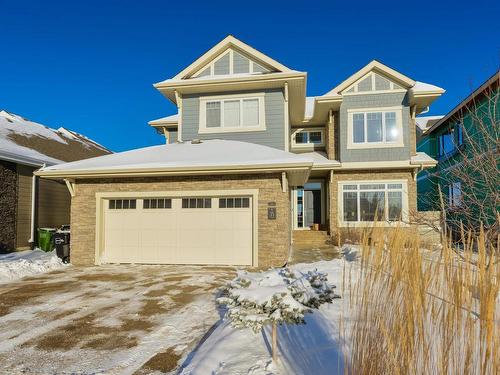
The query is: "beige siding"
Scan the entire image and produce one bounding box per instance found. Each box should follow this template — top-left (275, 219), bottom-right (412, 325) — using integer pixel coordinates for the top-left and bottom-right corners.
top-left (15, 165), bottom-right (35, 249)
top-left (37, 179), bottom-right (71, 228)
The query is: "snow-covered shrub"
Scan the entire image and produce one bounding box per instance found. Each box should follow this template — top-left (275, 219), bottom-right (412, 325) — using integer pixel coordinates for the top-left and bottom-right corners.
top-left (217, 267), bottom-right (339, 333)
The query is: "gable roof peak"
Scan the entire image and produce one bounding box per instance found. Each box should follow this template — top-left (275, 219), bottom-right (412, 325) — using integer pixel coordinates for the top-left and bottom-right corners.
top-left (322, 60), bottom-right (416, 97)
top-left (171, 35), bottom-right (293, 80)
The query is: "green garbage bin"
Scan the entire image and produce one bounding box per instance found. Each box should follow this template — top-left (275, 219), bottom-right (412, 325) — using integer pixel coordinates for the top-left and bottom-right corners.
top-left (37, 228), bottom-right (56, 252)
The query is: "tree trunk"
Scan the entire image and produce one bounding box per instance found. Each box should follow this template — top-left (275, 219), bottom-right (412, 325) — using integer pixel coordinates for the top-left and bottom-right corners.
top-left (272, 322), bottom-right (278, 362)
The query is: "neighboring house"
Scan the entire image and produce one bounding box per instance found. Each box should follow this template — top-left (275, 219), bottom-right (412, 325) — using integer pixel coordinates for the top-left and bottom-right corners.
top-left (0, 110), bottom-right (111, 251)
top-left (416, 71), bottom-right (499, 232)
top-left (37, 35), bottom-right (443, 268)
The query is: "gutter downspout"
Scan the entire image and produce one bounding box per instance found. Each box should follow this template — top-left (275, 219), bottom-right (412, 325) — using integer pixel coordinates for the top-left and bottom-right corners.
top-left (29, 166), bottom-right (42, 247)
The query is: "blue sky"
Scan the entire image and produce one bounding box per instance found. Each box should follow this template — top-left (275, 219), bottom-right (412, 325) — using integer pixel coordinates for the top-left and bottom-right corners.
top-left (1, 0), bottom-right (499, 152)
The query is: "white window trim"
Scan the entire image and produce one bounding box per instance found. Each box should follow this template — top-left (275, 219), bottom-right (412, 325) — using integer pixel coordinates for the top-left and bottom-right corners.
top-left (199, 92), bottom-right (266, 134)
top-left (342, 72), bottom-right (407, 95)
top-left (337, 180), bottom-right (409, 227)
top-left (192, 49), bottom-right (266, 78)
top-left (448, 182), bottom-right (462, 207)
top-left (347, 106), bottom-right (404, 149)
top-left (291, 127), bottom-right (325, 148)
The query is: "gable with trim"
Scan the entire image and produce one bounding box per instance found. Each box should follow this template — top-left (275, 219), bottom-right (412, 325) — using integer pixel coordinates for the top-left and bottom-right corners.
top-left (172, 35), bottom-right (292, 80)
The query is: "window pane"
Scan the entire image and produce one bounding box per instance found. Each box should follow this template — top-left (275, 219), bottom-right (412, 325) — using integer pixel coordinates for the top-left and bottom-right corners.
top-left (360, 191), bottom-right (385, 221)
top-left (151, 199), bottom-right (157, 209)
top-left (385, 112), bottom-right (398, 142)
top-left (227, 198), bottom-right (234, 208)
top-left (189, 198), bottom-right (196, 208)
top-left (197, 198), bottom-right (204, 208)
top-left (158, 199), bottom-right (165, 209)
top-left (367, 112), bottom-right (383, 142)
top-left (116, 200), bottom-right (122, 209)
top-left (224, 100), bottom-right (240, 127)
top-left (343, 184), bottom-right (358, 191)
top-left (206, 101), bottom-right (221, 128)
top-left (123, 200), bottom-right (130, 209)
top-left (295, 132), bottom-right (308, 144)
top-left (388, 191), bottom-right (402, 221)
top-left (353, 113), bottom-right (365, 143)
top-left (343, 192), bottom-right (358, 222)
top-left (143, 199), bottom-right (150, 209)
top-left (165, 199), bottom-right (172, 209)
top-left (205, 198), bottom-right (212, 208)
top-left (309, 131), bottom-right (322, 144)
top-left (387, 183), bottom-right (403, 189)
top-left (235, 198), bottom-right (242, 208)
top-left (242, 198), bottom-right (250, 208)
top-left (242, 99), bottom-right (259, 126)
top-left (130, 200), bottom-right (136, 209)
top-left (182, 199), bottom-right (188, 208)
top-left (219, 198), bottom-right (226, 208)
top-left (109, 200), bottom-right (115, 209)
top-left (359, 184), bottom-right (385, 190)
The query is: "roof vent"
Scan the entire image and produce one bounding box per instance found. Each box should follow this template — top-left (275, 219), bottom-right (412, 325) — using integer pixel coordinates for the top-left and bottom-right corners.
top-left (191, 139), bottom-right (202, 144)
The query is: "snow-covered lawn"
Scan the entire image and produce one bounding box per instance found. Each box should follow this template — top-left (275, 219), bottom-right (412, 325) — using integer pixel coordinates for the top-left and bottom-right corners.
top-left (0, 249), bottom-right (67, 283)
top-left (180, 252), bottom-right (359, 374)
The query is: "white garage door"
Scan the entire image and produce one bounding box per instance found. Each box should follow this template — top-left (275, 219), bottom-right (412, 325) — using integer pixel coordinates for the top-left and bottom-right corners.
top-left (102, 196), bottom-right (253, 266)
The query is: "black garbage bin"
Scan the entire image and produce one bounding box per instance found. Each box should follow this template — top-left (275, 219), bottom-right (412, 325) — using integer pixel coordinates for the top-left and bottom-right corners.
top-left (53, 229), bottom-right (70, 263)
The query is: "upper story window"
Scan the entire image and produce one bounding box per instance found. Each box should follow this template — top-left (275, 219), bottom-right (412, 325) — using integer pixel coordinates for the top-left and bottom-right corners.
top-left (347, 106), bottom-right (404, 149)
top-left (343, 72), bottom-right (405, 94)
top-left (292, 128), bottom-right (325, 147)
top-left (199, 93), bottom-right (266, 133)
top-left (437, 123), bottom-right (463, 158)
top-left (193, 49), bottom-right (270, 78)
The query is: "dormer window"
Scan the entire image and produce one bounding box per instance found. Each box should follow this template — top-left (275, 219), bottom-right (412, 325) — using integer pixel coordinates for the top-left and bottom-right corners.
top-left (199, 93), bottom-right (266, 133)
top-left (347, 106), bottom-right (404, 149)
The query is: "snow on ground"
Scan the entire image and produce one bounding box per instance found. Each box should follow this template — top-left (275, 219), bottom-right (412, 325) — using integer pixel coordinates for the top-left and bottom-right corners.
top-left (0, 249), bottom-right (67, 283)
top-left (180, 247), bottom-right (360, 375)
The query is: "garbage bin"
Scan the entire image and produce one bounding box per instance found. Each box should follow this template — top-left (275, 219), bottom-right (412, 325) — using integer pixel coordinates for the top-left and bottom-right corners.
top-left (37, 228), bottom-right (56, 252)
top-left (54, 228), bottom-right (70, 263)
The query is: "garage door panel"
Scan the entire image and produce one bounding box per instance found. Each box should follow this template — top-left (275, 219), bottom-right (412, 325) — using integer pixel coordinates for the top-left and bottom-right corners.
top-left (103, 196), bottom-right (253, 266)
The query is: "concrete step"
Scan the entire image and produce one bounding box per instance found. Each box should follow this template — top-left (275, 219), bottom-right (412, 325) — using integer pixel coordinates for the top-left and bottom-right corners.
top-left (293, 230), bottom-right (331, 246)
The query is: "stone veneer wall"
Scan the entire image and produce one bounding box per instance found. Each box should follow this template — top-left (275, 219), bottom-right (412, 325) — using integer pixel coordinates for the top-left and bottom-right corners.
top-left (0, 161), bottom-right (17, 251)
top-left (70, 173), bottom-right (290, 268)
top-left (328, 169), bottom-right (417, 235)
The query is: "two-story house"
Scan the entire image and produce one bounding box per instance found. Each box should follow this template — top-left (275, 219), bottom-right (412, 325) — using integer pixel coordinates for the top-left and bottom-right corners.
top-left (37, 36), bottom-right (443, 268)
top-left (417, 71), bottom-right (499, 234)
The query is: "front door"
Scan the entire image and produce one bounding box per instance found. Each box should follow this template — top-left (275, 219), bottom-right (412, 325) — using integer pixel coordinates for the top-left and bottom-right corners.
top-left (295, 182), bottom-right (323, 229)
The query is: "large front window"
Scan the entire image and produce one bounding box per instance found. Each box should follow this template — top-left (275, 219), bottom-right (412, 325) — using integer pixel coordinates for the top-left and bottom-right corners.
top-left (437, 123), bottom-right (463, 158)
top-left (200, 94), bottom-right (265, 133)
top-left (348, 107), bottom-right (403, 148)
top-left (341, 182), bottom-right (406, 223)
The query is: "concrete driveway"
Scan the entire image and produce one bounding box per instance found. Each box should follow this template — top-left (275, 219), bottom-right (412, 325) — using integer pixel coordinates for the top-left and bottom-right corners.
top-left (0, 264), bottom-right (235, 374)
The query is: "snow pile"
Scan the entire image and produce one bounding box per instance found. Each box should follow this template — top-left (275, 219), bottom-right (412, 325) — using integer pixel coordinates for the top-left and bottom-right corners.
top-left (217, 268), bottom-right (339, 332)
top-left (0, 249), bottom-right (68, 283)
top-left (181, 259), bottom-right (352, 374)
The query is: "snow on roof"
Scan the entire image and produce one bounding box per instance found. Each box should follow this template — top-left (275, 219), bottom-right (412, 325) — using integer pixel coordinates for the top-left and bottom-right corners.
top-left (155, 71), bottom-right (304, 86)
top-left (415, 115), bottom-right (444, 131)
top-left (300, 151), bottom-right (341, 168)
top-left (39, 139), bottom-right (314, 174)
top-left (0, 110), bottom-right (111, 166)
top-left (148, 114), bottom-right (179, 126)
top-left (305, 97), bottom-right (315, 119)
top-left (411, 152), bottom-right (437, 165)
top-left (412, 81), bottom-right (444, 93)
